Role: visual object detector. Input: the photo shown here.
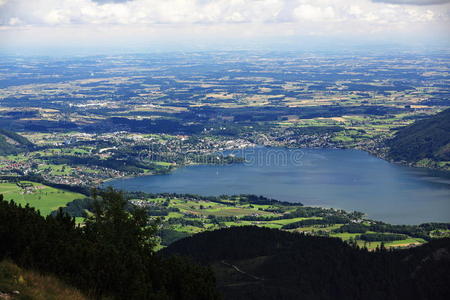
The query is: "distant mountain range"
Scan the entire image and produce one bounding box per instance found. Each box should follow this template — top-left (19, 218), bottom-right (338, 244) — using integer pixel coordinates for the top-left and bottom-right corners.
top-left (0, 128), bottom-right (34, 155)
top-left (387, 108), bottom-right (450, 169)
top-left (163, 226), bottom-right (450, 300)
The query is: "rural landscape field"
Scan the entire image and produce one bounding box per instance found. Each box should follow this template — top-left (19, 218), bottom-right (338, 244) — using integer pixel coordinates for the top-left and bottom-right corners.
top-left (1, 0), bottom-right (450, 299)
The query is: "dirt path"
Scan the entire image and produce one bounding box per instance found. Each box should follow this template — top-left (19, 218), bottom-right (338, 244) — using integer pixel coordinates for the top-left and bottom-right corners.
top-left (220, 260), bottom-right (264, 281)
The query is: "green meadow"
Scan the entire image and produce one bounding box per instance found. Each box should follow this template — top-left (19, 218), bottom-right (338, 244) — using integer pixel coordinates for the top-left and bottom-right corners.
top-left (0, 183), bottom-right (438, 251)
top-left (0, 181), bottom-right (84, 216)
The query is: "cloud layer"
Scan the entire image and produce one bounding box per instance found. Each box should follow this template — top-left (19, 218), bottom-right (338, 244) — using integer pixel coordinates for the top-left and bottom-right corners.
top-left (372, 0), bottom-right (450, 5)
top-left (0, 0), bottom-right (449, 26)
top-left (0, 0), bottom-right (448, 51)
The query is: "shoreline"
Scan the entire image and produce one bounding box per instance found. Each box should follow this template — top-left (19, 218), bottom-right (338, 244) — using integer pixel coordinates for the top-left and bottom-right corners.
top-left (101, 146), bottom-right (450, 225)
top-left (100, 144), bottom-right (450, 189)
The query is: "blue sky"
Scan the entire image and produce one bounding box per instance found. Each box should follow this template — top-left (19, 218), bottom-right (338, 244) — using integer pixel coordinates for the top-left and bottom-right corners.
top-left (0, 0), bottom-right (449, 54)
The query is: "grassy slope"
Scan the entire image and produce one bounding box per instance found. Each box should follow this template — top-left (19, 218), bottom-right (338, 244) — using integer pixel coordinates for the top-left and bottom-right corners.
top-left (0, 260), bottom-right (87, 300)
top-left (157, 197), bottom-right (431, 249)
top-left (0, 181), bottom-right (84, 216)
top-left (2, 185), bottom-right (437, 250)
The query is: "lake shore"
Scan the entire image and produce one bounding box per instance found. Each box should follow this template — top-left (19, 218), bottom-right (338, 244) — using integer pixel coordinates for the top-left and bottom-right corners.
top-left (105, 147), bottom-right (450, 224)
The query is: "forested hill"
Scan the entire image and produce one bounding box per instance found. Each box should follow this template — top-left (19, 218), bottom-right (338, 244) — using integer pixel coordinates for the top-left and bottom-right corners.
top-left (387, 108), bottom-right (450, 169)
top-left (0, 128), bottom-right (33, 155)
top-left (0, 191), bottom-right (219, 300)
top-left (163, 226), bottom-right (450, 300)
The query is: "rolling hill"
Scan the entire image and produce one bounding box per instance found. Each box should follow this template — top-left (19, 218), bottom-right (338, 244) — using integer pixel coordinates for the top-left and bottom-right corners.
top-left (387, 108), bottom-right (450, 169)
top-left (0, 128), bottom-right (34, 155)
top-left (163, 226), bottom-right (450, 300)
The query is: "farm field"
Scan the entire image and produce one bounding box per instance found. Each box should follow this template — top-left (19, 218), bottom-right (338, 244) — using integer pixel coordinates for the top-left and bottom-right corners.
top-left (1, 183), bottom-right (448, 251)
top-left (0, 51), bottom-right (448, 257)
top-left (110, 193), bottom-right (449, 250)
top-left (1, 51), bottom-right (449, 194)
top-left (0, 181), bottom-right (84, 216)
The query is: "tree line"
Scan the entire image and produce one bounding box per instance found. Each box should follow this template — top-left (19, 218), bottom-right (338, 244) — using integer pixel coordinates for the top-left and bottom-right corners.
top-left (0, 188), bottom-right (219, 299)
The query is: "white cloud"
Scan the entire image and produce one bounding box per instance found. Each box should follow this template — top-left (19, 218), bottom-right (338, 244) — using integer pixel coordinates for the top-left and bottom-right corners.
top-left (372, 0), bottom-right (450, 5)
top-left (8, 17), bottom-right (21, 25)
top-left (294, 4), bottom-right (337, 21)
top-left (0, 0), bottom-right (448, 50)
top-left (0, 0), bottom-right (289, 25)
top-left (0, 0), bottom-right (448, 26)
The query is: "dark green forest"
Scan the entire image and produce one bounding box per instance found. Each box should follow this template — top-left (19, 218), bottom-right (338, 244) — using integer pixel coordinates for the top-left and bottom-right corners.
top-left (0, 128), bottom-right (33, 155)
top-left (164, 226), bottom-right (450, 300)
top-left (0, 190), bottom-right (218, 300)
top-left (1, 189), bottom-right (450, 300)
top-left (387, 108), bottom-right (450, 163)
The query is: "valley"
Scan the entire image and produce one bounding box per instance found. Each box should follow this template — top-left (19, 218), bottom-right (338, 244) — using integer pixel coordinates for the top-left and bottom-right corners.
top-left (1, 0), bottom-right (450, 298)
top-left (0, 51), bottom-right (449, 252)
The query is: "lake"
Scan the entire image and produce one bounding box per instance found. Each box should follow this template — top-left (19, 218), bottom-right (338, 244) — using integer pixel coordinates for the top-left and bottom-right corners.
top-left (106, 147), bottom-right (450, 224)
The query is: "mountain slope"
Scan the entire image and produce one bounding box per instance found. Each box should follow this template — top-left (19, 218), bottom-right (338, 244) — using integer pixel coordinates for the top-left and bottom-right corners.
top-left (0, 128), bottom-right (33, 155)
top-left (387, 108), bottom-right (450, 168)
top-left (0, 192), bottom-right (219, 300)
top-left (0, 260), bottom-right (87, 300)
top-left (163, 226), bottom-right (450, 300)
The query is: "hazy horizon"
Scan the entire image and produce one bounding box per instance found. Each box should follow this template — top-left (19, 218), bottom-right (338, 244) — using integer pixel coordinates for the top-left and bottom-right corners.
top-left (1, 0), bottom-right (449, 55)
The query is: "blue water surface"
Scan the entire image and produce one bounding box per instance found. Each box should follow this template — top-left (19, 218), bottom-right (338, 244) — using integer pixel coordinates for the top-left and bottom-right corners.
top-left (106, 148), bottom-right (450, 224)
